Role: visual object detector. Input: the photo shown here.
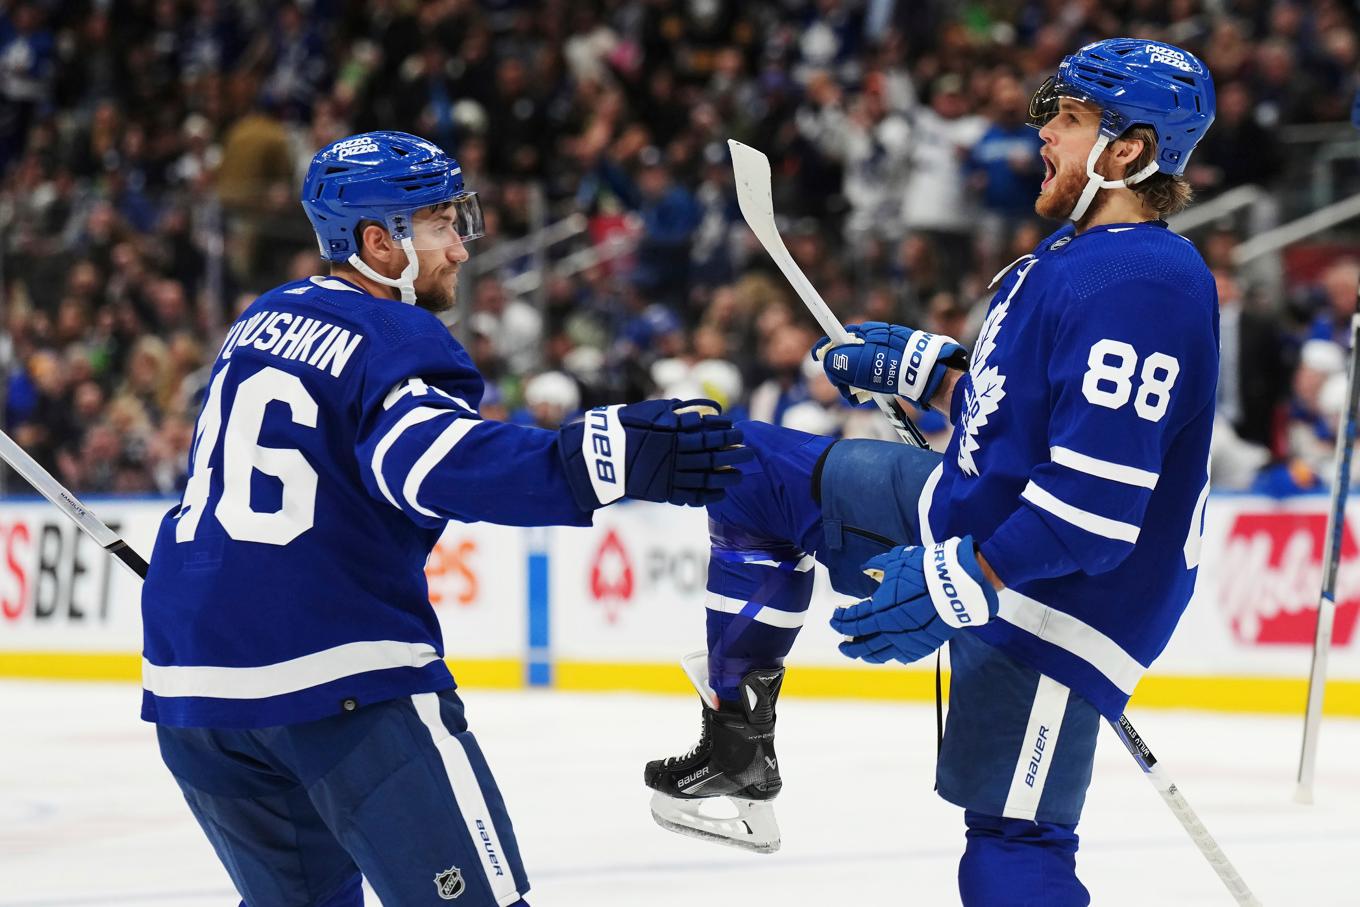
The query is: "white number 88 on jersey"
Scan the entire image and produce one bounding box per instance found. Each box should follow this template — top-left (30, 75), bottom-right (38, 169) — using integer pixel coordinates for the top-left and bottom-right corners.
top-left (1081, 338), bottom-right (1181, 422)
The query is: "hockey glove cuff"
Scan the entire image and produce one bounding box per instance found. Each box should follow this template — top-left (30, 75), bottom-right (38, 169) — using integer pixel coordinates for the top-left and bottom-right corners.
top-left (830, 536), bottom-right (998, 665)
top-left (813, 322), bottom-right (969, 410)
top-left (559, 399), bottom-right (753, 511)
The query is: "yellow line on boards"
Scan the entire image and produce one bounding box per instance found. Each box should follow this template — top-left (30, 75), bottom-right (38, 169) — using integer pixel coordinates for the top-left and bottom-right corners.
top-left (0, 651), bottom-right (142, 682)
top-left (551, 660), bottom-right (1360, 717)
top-left (1128, 674), bottom-right (1360, 716)
top-left (0, 653), bottom-right (527, 690)
top-left (2, 653), bottom-right (1358, 716)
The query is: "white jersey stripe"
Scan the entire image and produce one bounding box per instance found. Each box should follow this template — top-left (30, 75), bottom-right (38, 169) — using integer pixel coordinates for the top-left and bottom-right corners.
top-left (1050, 446), bottom-right (1159, 489)
top-left (405, 418), bottom-right (482, 518)
top-left (371, 407), bottom-right (451, 508)
top-left (998, 589), bottom-right (1146, 695)
top-left (411, 694), bottom-right (523, 907)
top-left (1021, 481), bottom-right (1140, 543)
top-left (738, 555), bottom-right (816, 573)
top-left (918, 461), bottom-right (943, 546)
top-left (142, 640), bottom-right (442, 699)
top-left (1002, 674), bottom-right (1070, 821)
top-left (706, 593), bottom-right (806, 629)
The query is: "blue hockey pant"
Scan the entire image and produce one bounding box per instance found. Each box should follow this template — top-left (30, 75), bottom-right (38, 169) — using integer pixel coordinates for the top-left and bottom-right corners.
top-left (157, 688), bottom-right (529, 907)
top-left (705, 420), bottom-right (1097, 905)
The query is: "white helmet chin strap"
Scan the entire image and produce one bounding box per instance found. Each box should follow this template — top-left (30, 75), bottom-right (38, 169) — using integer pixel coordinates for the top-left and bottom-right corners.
top-left (346, 236), bottom-right (420, 305)
top-left (1068, 133), bottom-right (1162, 223)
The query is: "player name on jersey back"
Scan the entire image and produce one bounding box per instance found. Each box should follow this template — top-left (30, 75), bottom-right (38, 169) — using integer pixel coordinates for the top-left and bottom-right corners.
top-left (217, 308), bottom-right (365, 378)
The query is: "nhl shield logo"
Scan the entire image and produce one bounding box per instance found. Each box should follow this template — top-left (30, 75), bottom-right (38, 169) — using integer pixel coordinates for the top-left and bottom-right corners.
top-left (434, 866), bottom-right (466, 900)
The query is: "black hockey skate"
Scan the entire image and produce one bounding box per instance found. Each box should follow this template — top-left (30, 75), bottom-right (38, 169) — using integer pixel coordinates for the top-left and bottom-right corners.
top-left (644, 652), bottom-right (784, 854)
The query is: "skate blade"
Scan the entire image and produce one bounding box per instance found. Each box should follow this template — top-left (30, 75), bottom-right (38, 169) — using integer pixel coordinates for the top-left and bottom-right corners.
top-left (649, 790), bottom-right (781, 854)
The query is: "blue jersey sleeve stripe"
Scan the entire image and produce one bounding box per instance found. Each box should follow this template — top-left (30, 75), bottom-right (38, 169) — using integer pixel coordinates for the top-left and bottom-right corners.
top-left (404, 417), bottom-right (483, 518)
top-left (371, 406), bottom-right (457, 508)
top-left (1020, 481), bottom-right (1140, 543)
top-left (1049, 446), bottom-right (1159, 489)
top-left (142, 640), bottom-right (442, 699)
top-left (997, 589), bottom-right (1145, 695)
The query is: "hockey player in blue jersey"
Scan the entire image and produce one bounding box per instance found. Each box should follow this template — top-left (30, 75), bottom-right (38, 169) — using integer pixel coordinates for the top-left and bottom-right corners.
top-left (645, 39), bottom-right (1217, 905)
top-left (140, 130), bottom-right (750, 907)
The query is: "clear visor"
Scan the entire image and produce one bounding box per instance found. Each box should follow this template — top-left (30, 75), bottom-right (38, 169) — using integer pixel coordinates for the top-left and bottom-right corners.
top-left (383, 191), bottom-right (485, 251)
top-left (1027, 75), bottom-right (1112, 135)
top-left (1026, 75), bottom-right (1065, 128)
top-left (1027, 75), bottom-right (1104, 129)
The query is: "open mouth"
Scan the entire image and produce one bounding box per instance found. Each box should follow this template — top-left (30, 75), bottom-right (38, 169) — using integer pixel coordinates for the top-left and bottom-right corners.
top-left (1041, 156), bottom-right (1056, 189)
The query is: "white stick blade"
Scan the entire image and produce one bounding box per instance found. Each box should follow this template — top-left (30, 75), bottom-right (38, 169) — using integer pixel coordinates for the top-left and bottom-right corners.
top-left (728, 139), bottom-right (849, 345)
top-left (727, 140), bottom-right (779, 251)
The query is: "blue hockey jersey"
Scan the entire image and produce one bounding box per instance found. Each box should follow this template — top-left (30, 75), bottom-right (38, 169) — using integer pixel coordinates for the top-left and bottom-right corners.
top-left (925, 221), bottom-right (1218, 719)
top-left (140, 276), bottom-right (592, 728)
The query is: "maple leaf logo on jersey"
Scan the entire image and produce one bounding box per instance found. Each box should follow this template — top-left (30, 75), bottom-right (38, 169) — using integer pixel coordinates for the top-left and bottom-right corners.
top-left (957, 297), bottom-right (1010, 477)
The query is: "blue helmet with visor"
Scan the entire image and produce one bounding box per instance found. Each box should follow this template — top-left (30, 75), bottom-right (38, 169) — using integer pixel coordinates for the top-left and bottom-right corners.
top-left (1028, 39), bottom-right (1216, 220)
top-left (301, 131), bottom-right (483, 304)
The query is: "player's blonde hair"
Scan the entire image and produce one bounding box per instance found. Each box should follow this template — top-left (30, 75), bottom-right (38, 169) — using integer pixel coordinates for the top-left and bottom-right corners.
top-left (1121, 124), bottom-right (1194, 216)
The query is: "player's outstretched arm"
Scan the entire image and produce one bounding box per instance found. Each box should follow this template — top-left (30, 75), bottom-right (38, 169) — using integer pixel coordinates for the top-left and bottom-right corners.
top-left (812, 322), bottom-right (969, 413)
top-left (558, 399), bottom-right (752, 511)
top-left (361, 387), bottom-right (749, 527)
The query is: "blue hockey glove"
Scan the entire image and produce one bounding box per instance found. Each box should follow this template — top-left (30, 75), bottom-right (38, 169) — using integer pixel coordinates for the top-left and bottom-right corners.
top-left (812, 322), bottom-right (969, 410)
top-left (560, 399), bottom-right (753, 511)
top-left (830, 536), bottom-right (999, 665)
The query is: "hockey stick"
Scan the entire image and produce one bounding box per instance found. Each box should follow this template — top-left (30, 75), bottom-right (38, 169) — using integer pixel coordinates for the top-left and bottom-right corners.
top-left (1112, 717), bottom-right (1261, 906)
top-left (728, 141), bottom-right (930, 449)
top-left (0, 429), bottom-right (149, 578)
top-left (1295, 89), bottom-right (1360, 805)
top-left (730, 139), bottom-right (1261, 906)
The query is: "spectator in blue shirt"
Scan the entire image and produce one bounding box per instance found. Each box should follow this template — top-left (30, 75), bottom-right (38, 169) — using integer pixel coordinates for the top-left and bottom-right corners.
top-left (0, 3), bottom-right (55, 172)
top-left (1307, 258), bottom-right (1360, 348)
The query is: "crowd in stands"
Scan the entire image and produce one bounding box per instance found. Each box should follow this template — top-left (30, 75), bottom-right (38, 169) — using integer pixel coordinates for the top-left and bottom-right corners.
top-left (2, 0), bottom-right (1360, 498)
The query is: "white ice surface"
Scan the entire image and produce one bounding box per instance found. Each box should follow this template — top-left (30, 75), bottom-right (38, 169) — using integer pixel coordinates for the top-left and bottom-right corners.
top-left (2, 681), bottom-right (1358, 906)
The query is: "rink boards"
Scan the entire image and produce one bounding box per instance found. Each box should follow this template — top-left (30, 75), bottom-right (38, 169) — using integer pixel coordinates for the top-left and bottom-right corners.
top-left (0, 495), bottom-right (1358, 715)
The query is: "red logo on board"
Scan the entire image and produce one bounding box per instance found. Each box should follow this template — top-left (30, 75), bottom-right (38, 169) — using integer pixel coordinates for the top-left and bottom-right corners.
top-left (1218, 512), bottom-right (1360, 645)
top-left (589, 529), bottom-right (634, 623)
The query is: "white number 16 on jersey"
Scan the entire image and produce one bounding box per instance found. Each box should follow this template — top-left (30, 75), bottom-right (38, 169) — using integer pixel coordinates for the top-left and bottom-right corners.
top-left (1081, 338), bottom-right (1180, 422)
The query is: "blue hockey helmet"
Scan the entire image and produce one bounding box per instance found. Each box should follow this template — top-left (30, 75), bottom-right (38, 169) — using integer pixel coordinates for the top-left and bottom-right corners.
top-left (1029, 39), bottom-right (1215, 177)
top-left (1027, 39), bottom-right (1214, 220)
top-left (300, 131), bottom-right (483, 303)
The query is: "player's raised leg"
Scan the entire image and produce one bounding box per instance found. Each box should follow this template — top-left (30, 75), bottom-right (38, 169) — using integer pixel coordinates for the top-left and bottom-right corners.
top-left (646, 423), bottom-right (942, 852)
top-left (645, 421), bottom-right (829, 853)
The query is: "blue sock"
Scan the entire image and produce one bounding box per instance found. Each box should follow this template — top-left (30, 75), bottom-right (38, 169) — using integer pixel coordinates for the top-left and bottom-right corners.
top-left (958, 810), bottom-right (1089, 907)
top-left (705, 540), bottom-right (814, 702)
